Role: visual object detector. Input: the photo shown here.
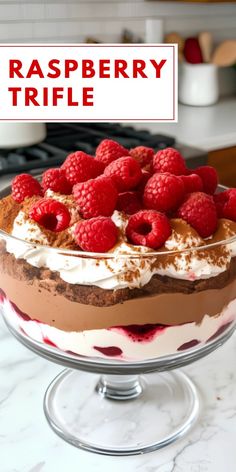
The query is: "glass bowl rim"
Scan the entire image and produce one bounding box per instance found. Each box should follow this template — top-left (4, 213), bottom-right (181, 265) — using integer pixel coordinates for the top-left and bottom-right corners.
top-left (0, 184), bottom-right (236, 259)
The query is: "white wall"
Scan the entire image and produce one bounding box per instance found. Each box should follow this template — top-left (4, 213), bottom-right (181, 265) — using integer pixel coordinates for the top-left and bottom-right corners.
top-left (0, 0), bottom-right (235, 43)
top-left (0, 0), bottom-right (235, 95)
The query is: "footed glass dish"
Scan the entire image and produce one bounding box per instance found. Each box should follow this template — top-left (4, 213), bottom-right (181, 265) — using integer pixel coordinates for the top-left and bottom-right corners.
top-left (0, 184), bottom-right (236, 456)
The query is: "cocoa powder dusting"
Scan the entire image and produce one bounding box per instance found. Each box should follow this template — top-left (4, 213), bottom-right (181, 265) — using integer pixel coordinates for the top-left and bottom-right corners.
top-left (1, 194), bottom-right (80, 250)
top-left (45, 229), bottom-right (78, 250)
top-left (0, 196), bottom-right (22, 234)
top-left (20, 196), bottom-right (80, 249)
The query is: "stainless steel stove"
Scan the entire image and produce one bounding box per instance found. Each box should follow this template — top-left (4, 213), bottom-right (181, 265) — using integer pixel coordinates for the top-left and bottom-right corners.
top-left (0, 123), bottom-right (207, 187)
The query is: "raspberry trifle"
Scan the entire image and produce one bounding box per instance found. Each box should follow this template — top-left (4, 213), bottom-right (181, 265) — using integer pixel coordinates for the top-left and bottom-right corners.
top-left (0, 141), bottom-right (236, 361)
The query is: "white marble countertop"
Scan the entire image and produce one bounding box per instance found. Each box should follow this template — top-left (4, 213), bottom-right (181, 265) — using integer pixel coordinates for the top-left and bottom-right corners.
top-left (134, 97), bottom-right (236, 152)
top-left (1, 314), bottom-right (236, 472)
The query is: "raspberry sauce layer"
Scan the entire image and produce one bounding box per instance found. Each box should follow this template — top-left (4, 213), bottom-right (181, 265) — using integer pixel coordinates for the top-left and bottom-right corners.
top-left (2, 295), bottom-right (235, 361)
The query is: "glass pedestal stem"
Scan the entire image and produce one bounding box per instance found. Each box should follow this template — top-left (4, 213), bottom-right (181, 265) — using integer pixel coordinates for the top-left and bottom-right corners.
top-left (96, 375), bottom-right (143, 400)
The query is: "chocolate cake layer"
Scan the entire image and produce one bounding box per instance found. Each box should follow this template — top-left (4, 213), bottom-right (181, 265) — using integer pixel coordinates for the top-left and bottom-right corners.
top-left (0, 243), bottom-right (236, 331)
top-left (0, 242), bottom-right (236, 307)
top-left (1, 270), bottom-right (236, 331)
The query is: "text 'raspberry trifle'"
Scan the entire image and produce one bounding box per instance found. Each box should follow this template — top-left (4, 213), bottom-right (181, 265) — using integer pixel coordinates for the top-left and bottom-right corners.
top-left (0, 142), bottom-right (236, 361)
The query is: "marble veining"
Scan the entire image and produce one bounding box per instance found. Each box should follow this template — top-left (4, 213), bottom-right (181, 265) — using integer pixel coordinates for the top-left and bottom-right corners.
top-left (1, 315), bottom-right (236, 472)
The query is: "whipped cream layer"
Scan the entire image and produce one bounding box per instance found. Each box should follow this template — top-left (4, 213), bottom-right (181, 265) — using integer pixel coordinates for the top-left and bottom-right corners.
top-left (4, 191), bottom-right (236, 289)
top-left (4, 296), bottom-right (236, 361)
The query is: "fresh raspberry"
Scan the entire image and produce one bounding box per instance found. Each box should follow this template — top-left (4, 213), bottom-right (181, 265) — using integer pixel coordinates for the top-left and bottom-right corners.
top-left (143, 173), bottom-right (185, 213)
top-left (116, 192), bottom-right (142, 215)
top-left (73, 176), bottom-right (118, 219)
top-left (126, 210), bottom-right (171, 249)
top-left (62, 151), bottom-right (104, 186)
top-left (214, 189), bottom-right (236, 221)
top-left (194, 166), bottom-right (218, 195)
top-left (42, 168), bottom-right (72, 195)
top-left (104, 156), bottom-right (142, 192)
top-left (177, 192), bottom-right (218, 238)
top-left (153, 148), bottom-right (187, 176)
top-left (184, 168), bottom-right (193, 175)
top-left (129, 146), bottom-right (154, 170)
top-left (214, 192), bottom-right (227, 217)
top-left (29, 198), bottom-right (71, 232)
top-left (11, 174), bottom-right (42, 203)
top-left (95, 139), bottom-right (129, 168)
top-left (181, 174), bottom-right (203, 194)
top-left (136, 170), bottom-right (152, 194)
top-left (74, 216), bottom-right (118, 253)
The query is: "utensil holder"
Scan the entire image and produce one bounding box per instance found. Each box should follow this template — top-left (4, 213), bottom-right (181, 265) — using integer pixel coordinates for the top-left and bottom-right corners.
top-left (179, 63), bottom-right (219, 106)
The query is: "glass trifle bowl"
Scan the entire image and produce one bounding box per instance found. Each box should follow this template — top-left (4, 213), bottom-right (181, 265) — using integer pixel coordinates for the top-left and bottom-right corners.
top-left (1, 184), bottom-right (236, 456)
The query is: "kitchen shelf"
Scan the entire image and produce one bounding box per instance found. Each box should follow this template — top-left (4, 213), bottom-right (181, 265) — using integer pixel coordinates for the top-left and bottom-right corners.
top-left (134, 97), bottom-right (236, 153)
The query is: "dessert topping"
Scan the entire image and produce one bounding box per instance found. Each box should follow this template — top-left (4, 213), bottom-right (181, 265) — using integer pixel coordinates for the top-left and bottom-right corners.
top-left (143, 172), bottom-right (185, 213)
top-left (12, 174), bottom-right (42, 203)
top-left (214, 189), bottom-right (236, 222)
top-left (126, 209), bottom-right (171, 249)
top-left (177, 192), bottom-right (218, 238)
top-left (104, 156), bottom-right (142, 191)
top-left (29, 198), bottom-right (71, 232)
top-left (194, 165), bottom-right (218, 195)
top-left (42, 168), bottom-right (72, 195)
top-left (95, 139), bottom-right (129, 167)
top-left (153, 147), bottom-right (187, 175)
top-left (74, 216), bottom-right (118, 252)
top-left (7, 139), bottom-right (236, 254)
top-left (129, 146), bottom-right (154, 170)
top-left (165, 218), bottom-right (203, 250)
top-left (116, 191), bottom-right (142, 215)
top-left (73, 175), bottom-right (118, 219)
top-left (62, 151), bottom-right (103, 186)
top-left (180, 173), bottom-right (203, 193)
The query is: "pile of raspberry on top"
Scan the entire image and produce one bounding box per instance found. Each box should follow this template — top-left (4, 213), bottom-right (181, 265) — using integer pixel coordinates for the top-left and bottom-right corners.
top-left (10, 139), bottom-right (236, 253)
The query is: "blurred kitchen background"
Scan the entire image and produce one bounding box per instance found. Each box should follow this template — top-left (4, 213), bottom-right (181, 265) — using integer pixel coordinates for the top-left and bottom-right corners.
top-left (0, 0), bottom-right (235, 187)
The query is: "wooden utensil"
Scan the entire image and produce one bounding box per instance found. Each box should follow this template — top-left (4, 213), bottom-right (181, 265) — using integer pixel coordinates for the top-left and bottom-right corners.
top-left (212, 40), bottom-right (236, 67)
top-left (164, 32), bottom-right (184, 61)
top-left (198, 32), bottom-right (213, 63)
